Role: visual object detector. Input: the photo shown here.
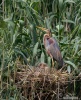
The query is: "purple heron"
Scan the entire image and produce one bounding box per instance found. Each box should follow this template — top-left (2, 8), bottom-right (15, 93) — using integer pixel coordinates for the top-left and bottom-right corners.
top-left (37, 26), bottom-right (63, 69)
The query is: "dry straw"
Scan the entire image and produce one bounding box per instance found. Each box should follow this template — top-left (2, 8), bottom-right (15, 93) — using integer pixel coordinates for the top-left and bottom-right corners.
top-left (11, 62), bottom-right (81, 99)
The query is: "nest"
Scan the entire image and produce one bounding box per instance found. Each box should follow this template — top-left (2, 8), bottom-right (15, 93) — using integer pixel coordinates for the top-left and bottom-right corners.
top-left (12, 63), bottom-right (81, 100)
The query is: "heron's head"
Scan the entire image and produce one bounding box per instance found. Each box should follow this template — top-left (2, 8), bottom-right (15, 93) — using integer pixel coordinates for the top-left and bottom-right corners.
top-left (43, 34), bottom-right (51, 46)
top-left (36, 26), bottom-right (51, 44)
top-left (36, 26), bottom-right (51, 36)
top-left (43, 34), bottom-right (50, 40)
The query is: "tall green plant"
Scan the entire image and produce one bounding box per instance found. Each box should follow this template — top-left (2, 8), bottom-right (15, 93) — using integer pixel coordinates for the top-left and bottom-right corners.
top-left (0, 0), bottom-right (81, 99)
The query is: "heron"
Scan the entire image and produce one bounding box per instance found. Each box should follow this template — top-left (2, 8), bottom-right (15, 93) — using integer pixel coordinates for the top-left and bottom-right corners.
top-left (37, 26), bottom-right (63, 69)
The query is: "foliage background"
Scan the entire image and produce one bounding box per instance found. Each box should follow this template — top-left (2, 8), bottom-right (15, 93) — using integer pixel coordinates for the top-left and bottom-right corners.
top-left (0, 0), bottom-right (81, 99)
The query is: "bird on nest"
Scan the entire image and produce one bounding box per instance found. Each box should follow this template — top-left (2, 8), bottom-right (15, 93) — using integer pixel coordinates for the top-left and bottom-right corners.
top-left (37, 26), bottom-right (64, 69)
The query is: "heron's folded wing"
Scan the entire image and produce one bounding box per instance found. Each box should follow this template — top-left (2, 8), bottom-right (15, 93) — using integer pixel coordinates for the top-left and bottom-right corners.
top-left (48, 43), bottom-right (63, 67)
top-left (49, 37), bottom-right (60, 51)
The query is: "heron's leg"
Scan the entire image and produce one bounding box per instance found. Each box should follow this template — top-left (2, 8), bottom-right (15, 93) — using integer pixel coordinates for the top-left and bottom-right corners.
top-left (52, 58), bottom-right (54, 67)
top-left (48, 52), bottom-right (54, 67)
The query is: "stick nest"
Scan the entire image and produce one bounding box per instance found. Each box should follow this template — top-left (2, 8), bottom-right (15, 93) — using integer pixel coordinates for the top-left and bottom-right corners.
top-left (12, 63), bottom-right (81, 100)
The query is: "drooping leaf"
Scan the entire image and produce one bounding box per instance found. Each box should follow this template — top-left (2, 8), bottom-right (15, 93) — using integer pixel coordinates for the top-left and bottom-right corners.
top-left (62, 19), bottom-right (75, 24)
top-left (48, 57), bottom-right (51, 67)
top-left (14, 48), bottom-right (28, 64)
top-left (65, 61), bottom-right (77, 69)
top-left (41, 52), bottom-right (45, 63)
top-left (56, 24), bottom-right (64, 31)
top-left (67, 65), bottom-right (71, 74)
top-left (19, 20), bottom-right (24, 25)
top-left (64, 0), bottom-right (75, 4)
top-left (33, 42), bottom-right (39, 57)
top-left (59, 0), bottom-right (63, 9)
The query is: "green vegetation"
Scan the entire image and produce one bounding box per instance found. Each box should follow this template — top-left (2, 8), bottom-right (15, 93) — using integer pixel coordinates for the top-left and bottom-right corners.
top-left (0, 0), bottom-right (81, 99)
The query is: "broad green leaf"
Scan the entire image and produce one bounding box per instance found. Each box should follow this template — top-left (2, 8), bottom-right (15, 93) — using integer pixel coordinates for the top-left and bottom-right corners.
top-left (67, 66), bottom-right (71, 74)
top-left (59, 0), bottom-right (63, 8)
top-left (19, 20), bottom-right (24, 25)
top-left (4, 18), bottom-right (11, 22)
top-left (64, 0), bottom-right (75, 4)
top-left (56, 25), bottom-right (64, 31)
top-left (0, 19), bottom-right (7, 28)
top-left (71, 25), bottom-right (79, 36)
top-left (22, 0), bottom-right (26, 2)
top-left (62, 19), bottom-right (75, 24)
top-left (31, 0), bottom-right (40, 2)
top-left (33, 42), bottom-right (39, 57)
top-left (73, 37), bottom-right (80, 55)
top-left (45, 17), bottom-right (51, 29)
top-left (65, 61), bottom-right (77, 69)
top-left (49, 15), bottom-right (56, 23)
top-left (59, 0), bottom-right (63, 5)
top-left (16, 0), bottom-right (26, 2)
top-left (14, 48), bottom-right (28, 64)
top-left (78, 50), bottom-right (81, 55)
top-left (48, 57), bottom-right (51, 67)
top-left (41, 52), bottom-right (45, 63)
top-left (12, 33), bottom-right (19, 45)
top-left (30, 24), bottom-right (38, 44)
top-left (30, 0), bottom-right (40, 6)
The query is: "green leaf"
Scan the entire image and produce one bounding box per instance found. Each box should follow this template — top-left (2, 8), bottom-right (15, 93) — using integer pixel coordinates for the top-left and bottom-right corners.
top-left (30, 24), bottom-right (38, 44)
top-left (14, 48), bottom-right (28, 64)
top-left (59, 0), bottom-right (63, 8)
top-left (33, 42), bottom-right (39, 57)
top-left (56, 24), bottom-right (64, 31)
top-left (78, 50), bottom-right (81, 56)
top-left (0, 19), bottom-right (7, 28)
top-left (70, 25), bottom-right (79, 38)
top-left (65, 61), bottom-right (77, 69)
top-left (30, 0), bottom-right (40, 6)
top-left (45, 17), bottom-right (51, 29)
top-left (31, 0), bottom-right (40, 2)
top-left (16, 0), bottom-right (26, 2)
top-left (48, 57), bottom-right (51, 67)
top-left (64, 0), bottom-right (75, 4)
top-left (67, 66), bottom-right (71, 74)
top-left (4, 18), bottom-right (11, 22)
top-left (41, 52), bottom-right (45, 63)
top-left (73, 37), bottom-right (80, 55)
top-left (19, 20), bottom-right (24, 25)
top-left (62, 19), bottom-right (75, 24)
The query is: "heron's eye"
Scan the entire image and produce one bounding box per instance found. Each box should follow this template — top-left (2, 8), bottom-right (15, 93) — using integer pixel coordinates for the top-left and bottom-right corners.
top-left (47, 38), bottom-right (49, 40)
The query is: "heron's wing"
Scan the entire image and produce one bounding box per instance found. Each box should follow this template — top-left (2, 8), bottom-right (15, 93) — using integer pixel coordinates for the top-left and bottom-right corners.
top-left (49, 37), bottom-right (60, 51)
top-left (48, 38), bottom-right (63, 66)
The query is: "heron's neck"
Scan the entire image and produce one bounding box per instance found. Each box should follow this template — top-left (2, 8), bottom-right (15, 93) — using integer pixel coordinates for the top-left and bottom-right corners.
top-left (48, 38), bottom-right (54, 44)
top-left (44, 39), bottom-right (49, 47)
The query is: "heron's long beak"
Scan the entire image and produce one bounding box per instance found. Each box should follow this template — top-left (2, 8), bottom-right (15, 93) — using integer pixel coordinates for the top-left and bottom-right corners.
top-left (36, 26), bottom-right (51, 37)
top-left (36, 26), bottom-right (48, 32)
